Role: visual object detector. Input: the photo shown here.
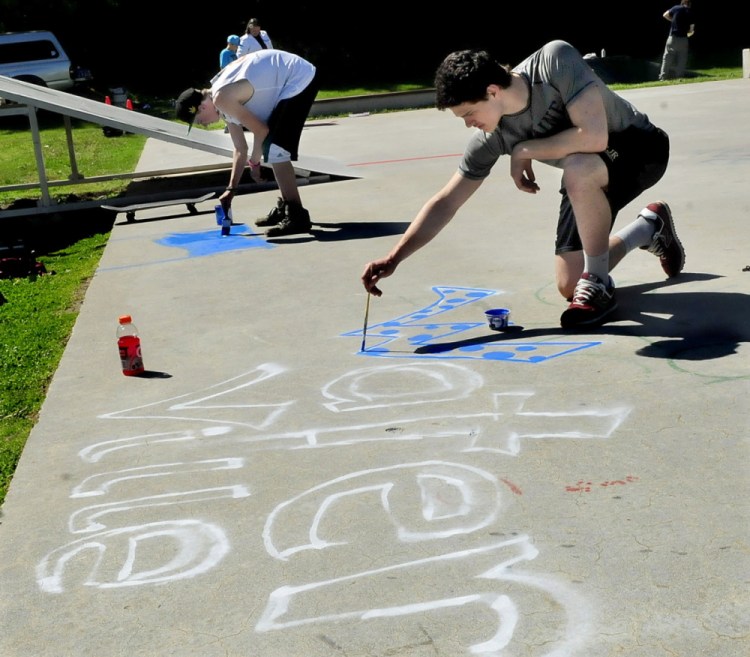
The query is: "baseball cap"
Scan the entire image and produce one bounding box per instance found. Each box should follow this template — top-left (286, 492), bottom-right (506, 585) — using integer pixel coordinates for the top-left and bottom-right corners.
top-left (227, 35), bottom-right (240, 46)
top-left (175, 88), bottom-right (203, 133)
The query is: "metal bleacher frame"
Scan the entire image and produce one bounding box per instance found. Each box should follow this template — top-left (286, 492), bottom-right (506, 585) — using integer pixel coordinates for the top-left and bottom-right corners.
top-left (0, 76), bottom-right (243, 219)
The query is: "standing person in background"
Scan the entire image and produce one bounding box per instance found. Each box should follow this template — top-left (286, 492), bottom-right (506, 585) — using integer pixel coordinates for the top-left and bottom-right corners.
top-left (220, 35), bottom-right (241, 70)
top-left (659, 0), bottom-right (696, 80)
top-left (175, 50), bottom-right (319, 237)
top-left (238, 18), bottom-right (273, 56)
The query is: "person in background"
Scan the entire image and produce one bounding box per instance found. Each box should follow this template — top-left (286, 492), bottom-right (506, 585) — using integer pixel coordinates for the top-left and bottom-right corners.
top-left (238, 18), bottom-right (273, 56)
top-left (220, 35), bottom-right (241, 70)
top-left (360, 41), bottom-right (685, 328)
top-left (219, 35), bottom-right (242, 132)
top-left (659, 0), bottom-right (696, 80)
top-left (175, 49), bottom-right (318, 237)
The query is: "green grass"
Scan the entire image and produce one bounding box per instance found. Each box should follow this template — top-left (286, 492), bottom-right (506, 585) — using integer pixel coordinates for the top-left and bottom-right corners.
top-left (316, 82), bottom-right (430, 98)
top-left (609, 66), bottom-right (741, 91)
top-left (0, 68), bottom-right (743, 506)
top-left (0, 233), bottom-right (109, 502)
top-left (0, 120), bottom-right (145, 207)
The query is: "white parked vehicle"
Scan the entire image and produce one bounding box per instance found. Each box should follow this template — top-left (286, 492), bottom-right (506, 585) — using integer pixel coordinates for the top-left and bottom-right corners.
top-left (0, 30), bottom-right (92, 91)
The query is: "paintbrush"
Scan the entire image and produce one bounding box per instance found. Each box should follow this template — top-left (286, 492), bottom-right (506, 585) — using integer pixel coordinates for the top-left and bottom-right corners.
top-left (361, 293), bottom-right (371, 352)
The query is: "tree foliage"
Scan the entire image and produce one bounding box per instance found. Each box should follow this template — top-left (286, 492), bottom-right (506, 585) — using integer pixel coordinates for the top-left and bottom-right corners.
top-left (1, 1), bottom-right (743, 98)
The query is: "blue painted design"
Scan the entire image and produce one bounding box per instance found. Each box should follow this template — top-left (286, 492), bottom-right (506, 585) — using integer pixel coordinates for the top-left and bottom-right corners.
top-left (342, 285), bottom-right (601, 363)
top-left (155, 224), bottom-right (275, 257)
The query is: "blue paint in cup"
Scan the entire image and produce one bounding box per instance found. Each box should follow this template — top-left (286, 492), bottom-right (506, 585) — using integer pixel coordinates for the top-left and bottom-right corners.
top-left (485, 308), bottom-right (511, 330)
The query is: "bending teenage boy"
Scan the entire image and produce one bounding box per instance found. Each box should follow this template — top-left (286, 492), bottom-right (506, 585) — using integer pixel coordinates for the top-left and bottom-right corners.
top-left (360, 40), bottom-right (685, 328)
top-left (176, 49), bottom-right (319, 236)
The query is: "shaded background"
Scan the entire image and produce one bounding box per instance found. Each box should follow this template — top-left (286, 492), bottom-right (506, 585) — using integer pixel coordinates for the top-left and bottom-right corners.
top-left (1, 0), bottom-right (746, 94)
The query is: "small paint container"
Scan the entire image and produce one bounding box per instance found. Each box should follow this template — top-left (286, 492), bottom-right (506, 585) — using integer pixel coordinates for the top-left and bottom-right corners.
top-left (485, 308), bottom-right (511, 331)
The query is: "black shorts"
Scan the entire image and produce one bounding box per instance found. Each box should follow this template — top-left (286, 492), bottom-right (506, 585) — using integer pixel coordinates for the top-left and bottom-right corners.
top-left (262, 70), bottom-right (320, 162)
top-left (555, 125), bottom-right (670, 254)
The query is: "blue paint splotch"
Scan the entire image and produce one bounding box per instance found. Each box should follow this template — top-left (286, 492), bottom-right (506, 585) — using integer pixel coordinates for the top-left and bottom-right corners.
top-left (156, 224), bottom-right (275, 257)
top-left (342, 285), bottom-right (600, 363)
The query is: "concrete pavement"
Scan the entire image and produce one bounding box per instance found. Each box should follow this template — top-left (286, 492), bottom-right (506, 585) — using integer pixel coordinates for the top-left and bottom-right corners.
top-left (0, 79), bottom-right (748, 657)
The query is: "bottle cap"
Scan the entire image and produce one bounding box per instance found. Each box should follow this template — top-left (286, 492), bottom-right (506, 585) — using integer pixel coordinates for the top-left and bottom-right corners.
top-left (119, 314), bottom-right (132, 324)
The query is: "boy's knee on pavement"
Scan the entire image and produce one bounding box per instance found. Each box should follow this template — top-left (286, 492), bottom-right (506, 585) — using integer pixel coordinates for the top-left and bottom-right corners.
top-left (558, 279), bottom-right (577, 301)
top-left (556, 252), bottom-right (584, 300)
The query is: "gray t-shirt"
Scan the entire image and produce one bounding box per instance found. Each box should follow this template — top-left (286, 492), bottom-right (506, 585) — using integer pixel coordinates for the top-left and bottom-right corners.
top-left (459, 40), bottom-right (653, 180)
top-left (211, 49), bottom-right (316, 125)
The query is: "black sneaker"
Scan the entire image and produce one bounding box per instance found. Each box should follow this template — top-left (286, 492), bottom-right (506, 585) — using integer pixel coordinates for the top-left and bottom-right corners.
top-left (560, 273), bottom-right (617, 328)
top-left (638, 201), bottom-right (685, 277)
top-left (255, 197), bottom-right (286, 227)
top-left (265, 201), bottom-right (312, 237)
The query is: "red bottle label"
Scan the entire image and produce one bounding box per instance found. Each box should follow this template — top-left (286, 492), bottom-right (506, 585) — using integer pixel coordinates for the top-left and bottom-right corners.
top-left (118, 335), bottom-right (144, 375)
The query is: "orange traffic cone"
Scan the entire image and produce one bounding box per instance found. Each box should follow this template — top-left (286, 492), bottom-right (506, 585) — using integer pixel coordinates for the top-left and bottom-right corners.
top-left (126, 98), bottom-right (134, 110)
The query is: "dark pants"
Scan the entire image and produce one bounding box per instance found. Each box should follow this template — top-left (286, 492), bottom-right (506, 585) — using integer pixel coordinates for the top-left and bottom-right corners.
top-left (555, 125), bottom-right (670, 254)
top-left (262, 71), bottom-right (320, 162)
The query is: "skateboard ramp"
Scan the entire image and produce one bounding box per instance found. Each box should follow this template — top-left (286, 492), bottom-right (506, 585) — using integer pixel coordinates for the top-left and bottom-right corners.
top-left (0, 75), bottom-right (234, 157)
top-left (0, 76), bottom-right (359, 219)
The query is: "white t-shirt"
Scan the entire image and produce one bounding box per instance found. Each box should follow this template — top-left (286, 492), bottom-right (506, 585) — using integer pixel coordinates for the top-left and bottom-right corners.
top-left (210, 49), bottom-right (316, 124)
top-left (238, 30), bottom-right (273, 56)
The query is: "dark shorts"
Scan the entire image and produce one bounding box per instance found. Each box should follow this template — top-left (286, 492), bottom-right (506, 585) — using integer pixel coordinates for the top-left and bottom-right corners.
top-left (555, 125), bottom-right (670, 254)
top-left (262, 70), bottom-right (320, 162)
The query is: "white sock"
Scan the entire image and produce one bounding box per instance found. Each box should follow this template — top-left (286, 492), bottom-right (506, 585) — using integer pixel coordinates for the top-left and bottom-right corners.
top-left (583, 252), bottom-right (610, 282)
top-left (613, 211), bottom-right (657, 252)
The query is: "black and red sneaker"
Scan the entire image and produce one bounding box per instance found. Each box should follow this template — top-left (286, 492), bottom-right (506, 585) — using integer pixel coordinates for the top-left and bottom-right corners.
top-left (560, 273), bottom-right (617, 328)
top-left (638, 201), bottom-right (685, 278)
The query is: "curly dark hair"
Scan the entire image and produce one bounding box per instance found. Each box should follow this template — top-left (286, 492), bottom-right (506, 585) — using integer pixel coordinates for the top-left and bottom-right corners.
top-left (434, 50), bottom-right (512, 110)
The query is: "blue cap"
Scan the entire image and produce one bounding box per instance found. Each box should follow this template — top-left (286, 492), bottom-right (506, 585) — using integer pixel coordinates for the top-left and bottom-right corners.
top-left (227, 35), bottom-right (240, 46)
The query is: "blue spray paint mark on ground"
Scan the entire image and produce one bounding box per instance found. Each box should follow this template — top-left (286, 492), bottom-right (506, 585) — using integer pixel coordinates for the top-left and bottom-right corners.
top-left (341, 285), bottom-right (601, 363)
top-left (155, 224), bottom-right (275, 257)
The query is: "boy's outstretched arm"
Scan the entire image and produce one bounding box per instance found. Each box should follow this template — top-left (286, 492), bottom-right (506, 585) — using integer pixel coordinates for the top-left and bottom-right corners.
top-left (361, 172), bottom-right (483, 295)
